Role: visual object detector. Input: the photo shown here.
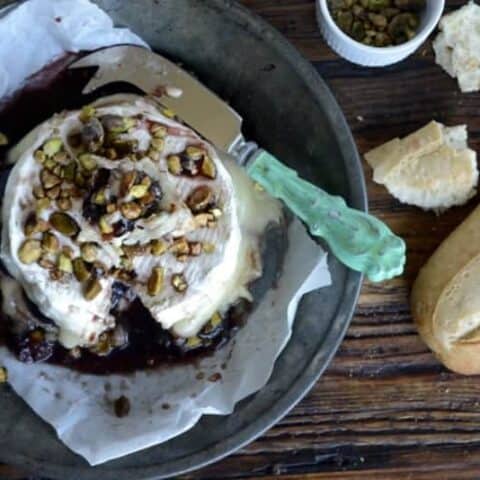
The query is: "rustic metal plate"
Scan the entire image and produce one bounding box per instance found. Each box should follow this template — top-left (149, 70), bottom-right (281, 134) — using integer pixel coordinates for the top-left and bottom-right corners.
top-left (0, 0), bottom-right (366, 478)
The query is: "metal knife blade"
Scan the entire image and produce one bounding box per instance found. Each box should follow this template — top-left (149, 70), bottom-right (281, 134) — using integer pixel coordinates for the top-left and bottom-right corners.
top-left (69, 45), bottom-right (244, 153)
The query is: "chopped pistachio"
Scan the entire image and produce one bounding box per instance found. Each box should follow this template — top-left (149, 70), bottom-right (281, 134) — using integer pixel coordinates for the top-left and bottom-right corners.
top-left (150, 239), bottom-right (167, 256)
top-left (171, 273), bottom-right (188, 292)
top-left (147, 266), bottom-right (164, 296)
top-left (93, 189), bottom-right (107, 205)
top-left (46, 186), bottom-right (61, 200)
top-left (78, 153), bottom-right (97, 171)
top-left (194, 213), bottom-right (215, 228)
top-left (122, 243), bottom-right (147, 257)
top-left (53, 151), bottom-right (68, 163)
top-left (186, 185), bottom-right (213, 213)
top-left (139, 191), bottom-right (155, 206)
top-left (203, 242), bottom-right (216, 254)
top-left (43, 138), bottom-right (63, 157)
top-left (84, 277), bottom-right (102, 300)
top-left (210, 311), bottom-right (222, 328)
top-left (140, 176), bottom-right (152, 188)
top-left (120, 171), bottom-right (137, 196)
top-left (73, 257), bottom-right (90, 282)
top-left (185, 336), bottom-right (202, 349)
top-left (38, 255), bottom-right (55, 270)
top-left (56, 197), bottom-right (72, 211)
top-left (35, 198), bottom-right (51, 213)
top-left (63, 161), bottom-right (77, 182)
top-left (74, 170), bottom-right (86, 188)
top-left (49, 212), bottom-right (80, 237)
top-left (52, 164), bottom-right (62, 177)
top-left (162, 108), bottom-right (175, 118)
top-left (62, 246), bottom-right (74, 259)
top-left (169, 237), bottom-right (190, 256)
top-left (24, 215), bottom-right (49, 236)
top-left (120, 255), bottom-right (134, 271)
top-left (120, 202), bottom-right (142, 220)
top-left (147, 148), bottom-right (161, 162)
top-left (80, 242), bottom-right (98, 263)
top-left (99, 216), bottom-right (113, 234)
top-left (129, 184), bottom-right (149, 199)
top-left (106, 203), bottom-right (117, 214)
top-left (210, 207), bottom-right (223, 219)
top-left (57, 253), bottom-right (73, 273)
top-left (167, 155), bottom-right (182, 175)
top-left (151, 124), bottom-right (167, 137)
top-left (79, 105), bottom-right (96, 123)
top-left (200, 155), bottom-right (217, 179)
top-left (43, 158), bottom-right (56, 171)
top-left (18, 239), bottom-right (42, 264)
top-left (101, 115), bottom-right (136, 133)
top-left (104, 148), bottom-right (118, 160)
top-left (41, 232), bottom-right (59, 253)
top-left (40, 169), bottom-right (61, 189)
top-left (186, 145), bottom-right (205, 161)
top-left (32, 185), bottom-right (45, 199)
top-left (34, 150), bottom-right (46, 164)
top-left (150, 137), bottom-right (165, 151)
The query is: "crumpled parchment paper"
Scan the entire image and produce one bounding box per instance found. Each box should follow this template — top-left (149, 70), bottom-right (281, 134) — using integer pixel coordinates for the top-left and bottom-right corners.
top-left (0, 0), bottom-right (331, 465)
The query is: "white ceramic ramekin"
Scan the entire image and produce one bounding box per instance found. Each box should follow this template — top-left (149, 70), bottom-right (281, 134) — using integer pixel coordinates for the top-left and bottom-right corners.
top-left (316, 0), bottom-right (445, 67)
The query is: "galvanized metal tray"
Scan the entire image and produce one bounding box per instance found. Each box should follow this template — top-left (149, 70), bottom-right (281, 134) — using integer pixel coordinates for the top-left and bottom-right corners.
top-left (0, 1), bottom-right (366, 478)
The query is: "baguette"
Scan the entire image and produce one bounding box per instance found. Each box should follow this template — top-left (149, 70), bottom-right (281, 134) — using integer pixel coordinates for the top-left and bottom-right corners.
top-left (412, 205), bottom-right (480, 374)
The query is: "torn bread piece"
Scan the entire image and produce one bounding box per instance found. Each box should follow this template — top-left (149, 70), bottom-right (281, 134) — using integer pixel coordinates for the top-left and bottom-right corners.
top-left (433, 2), bottom-right (480, 93)
top-left (365, 121), bottom-right (478, 212)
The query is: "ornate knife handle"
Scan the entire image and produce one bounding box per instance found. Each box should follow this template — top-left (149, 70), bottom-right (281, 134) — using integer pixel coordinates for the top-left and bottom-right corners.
top-left (246, 150), bottom-right (406, 282)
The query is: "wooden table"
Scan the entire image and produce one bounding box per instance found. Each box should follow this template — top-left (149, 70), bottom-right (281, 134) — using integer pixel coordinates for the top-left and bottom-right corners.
top-left (3, 0), bottom-right (480, 478)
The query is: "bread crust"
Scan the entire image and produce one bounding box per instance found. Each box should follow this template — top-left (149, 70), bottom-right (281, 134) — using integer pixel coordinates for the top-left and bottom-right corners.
top-left (412, 205), bottom-right (480, 374)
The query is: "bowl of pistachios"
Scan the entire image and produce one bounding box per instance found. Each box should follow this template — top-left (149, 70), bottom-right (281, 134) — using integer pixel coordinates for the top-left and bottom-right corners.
top-left (316, 0), bottom-right (445, 67)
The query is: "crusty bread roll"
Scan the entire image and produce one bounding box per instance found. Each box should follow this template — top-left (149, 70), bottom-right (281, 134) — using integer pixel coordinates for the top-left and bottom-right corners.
top-left (412, 204), bottom-right (480, 374)
top-left (365, 121), bottom-right (478, 212)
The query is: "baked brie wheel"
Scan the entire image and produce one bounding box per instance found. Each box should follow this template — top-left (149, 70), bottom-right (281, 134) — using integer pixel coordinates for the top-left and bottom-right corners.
top-left (1, 95), bottom-right (281, 353)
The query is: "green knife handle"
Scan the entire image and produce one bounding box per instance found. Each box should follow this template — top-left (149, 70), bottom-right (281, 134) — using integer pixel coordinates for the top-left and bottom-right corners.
top-left (246, 150), bottom-right (406, 282)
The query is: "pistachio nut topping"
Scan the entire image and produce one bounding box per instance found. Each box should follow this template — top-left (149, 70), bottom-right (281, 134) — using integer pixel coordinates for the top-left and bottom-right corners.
top-left (1, 94), bottom-right (282, 351)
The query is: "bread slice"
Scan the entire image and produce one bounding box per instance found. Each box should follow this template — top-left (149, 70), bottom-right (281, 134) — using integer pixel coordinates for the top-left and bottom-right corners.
top-left (433, 2), bottom-right (480, 93)
top-left (365, 122), bottom-right (478, 212)
top-left (412, 205), bottom-right (480, 374)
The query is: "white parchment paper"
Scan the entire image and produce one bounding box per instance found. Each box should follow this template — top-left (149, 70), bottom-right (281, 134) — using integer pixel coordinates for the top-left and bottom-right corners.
top-left (0, 0), bottom-right (331, 465)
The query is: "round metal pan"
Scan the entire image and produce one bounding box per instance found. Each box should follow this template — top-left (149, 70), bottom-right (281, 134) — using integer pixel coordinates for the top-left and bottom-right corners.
top-left (0, 0), bottom-right (366, 478)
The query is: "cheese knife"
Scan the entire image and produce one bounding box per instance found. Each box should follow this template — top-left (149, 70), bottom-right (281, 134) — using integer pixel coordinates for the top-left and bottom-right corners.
top-left (69, 45), bottom-right (405, 282)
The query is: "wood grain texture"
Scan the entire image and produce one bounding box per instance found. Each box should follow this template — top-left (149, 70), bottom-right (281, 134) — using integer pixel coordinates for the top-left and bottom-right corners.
top-left (6, 0), bottom-right (480, 479)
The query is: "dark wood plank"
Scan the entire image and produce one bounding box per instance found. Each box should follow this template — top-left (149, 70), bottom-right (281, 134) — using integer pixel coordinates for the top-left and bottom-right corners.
top-left (6, 0), bottom-right (480, 479)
